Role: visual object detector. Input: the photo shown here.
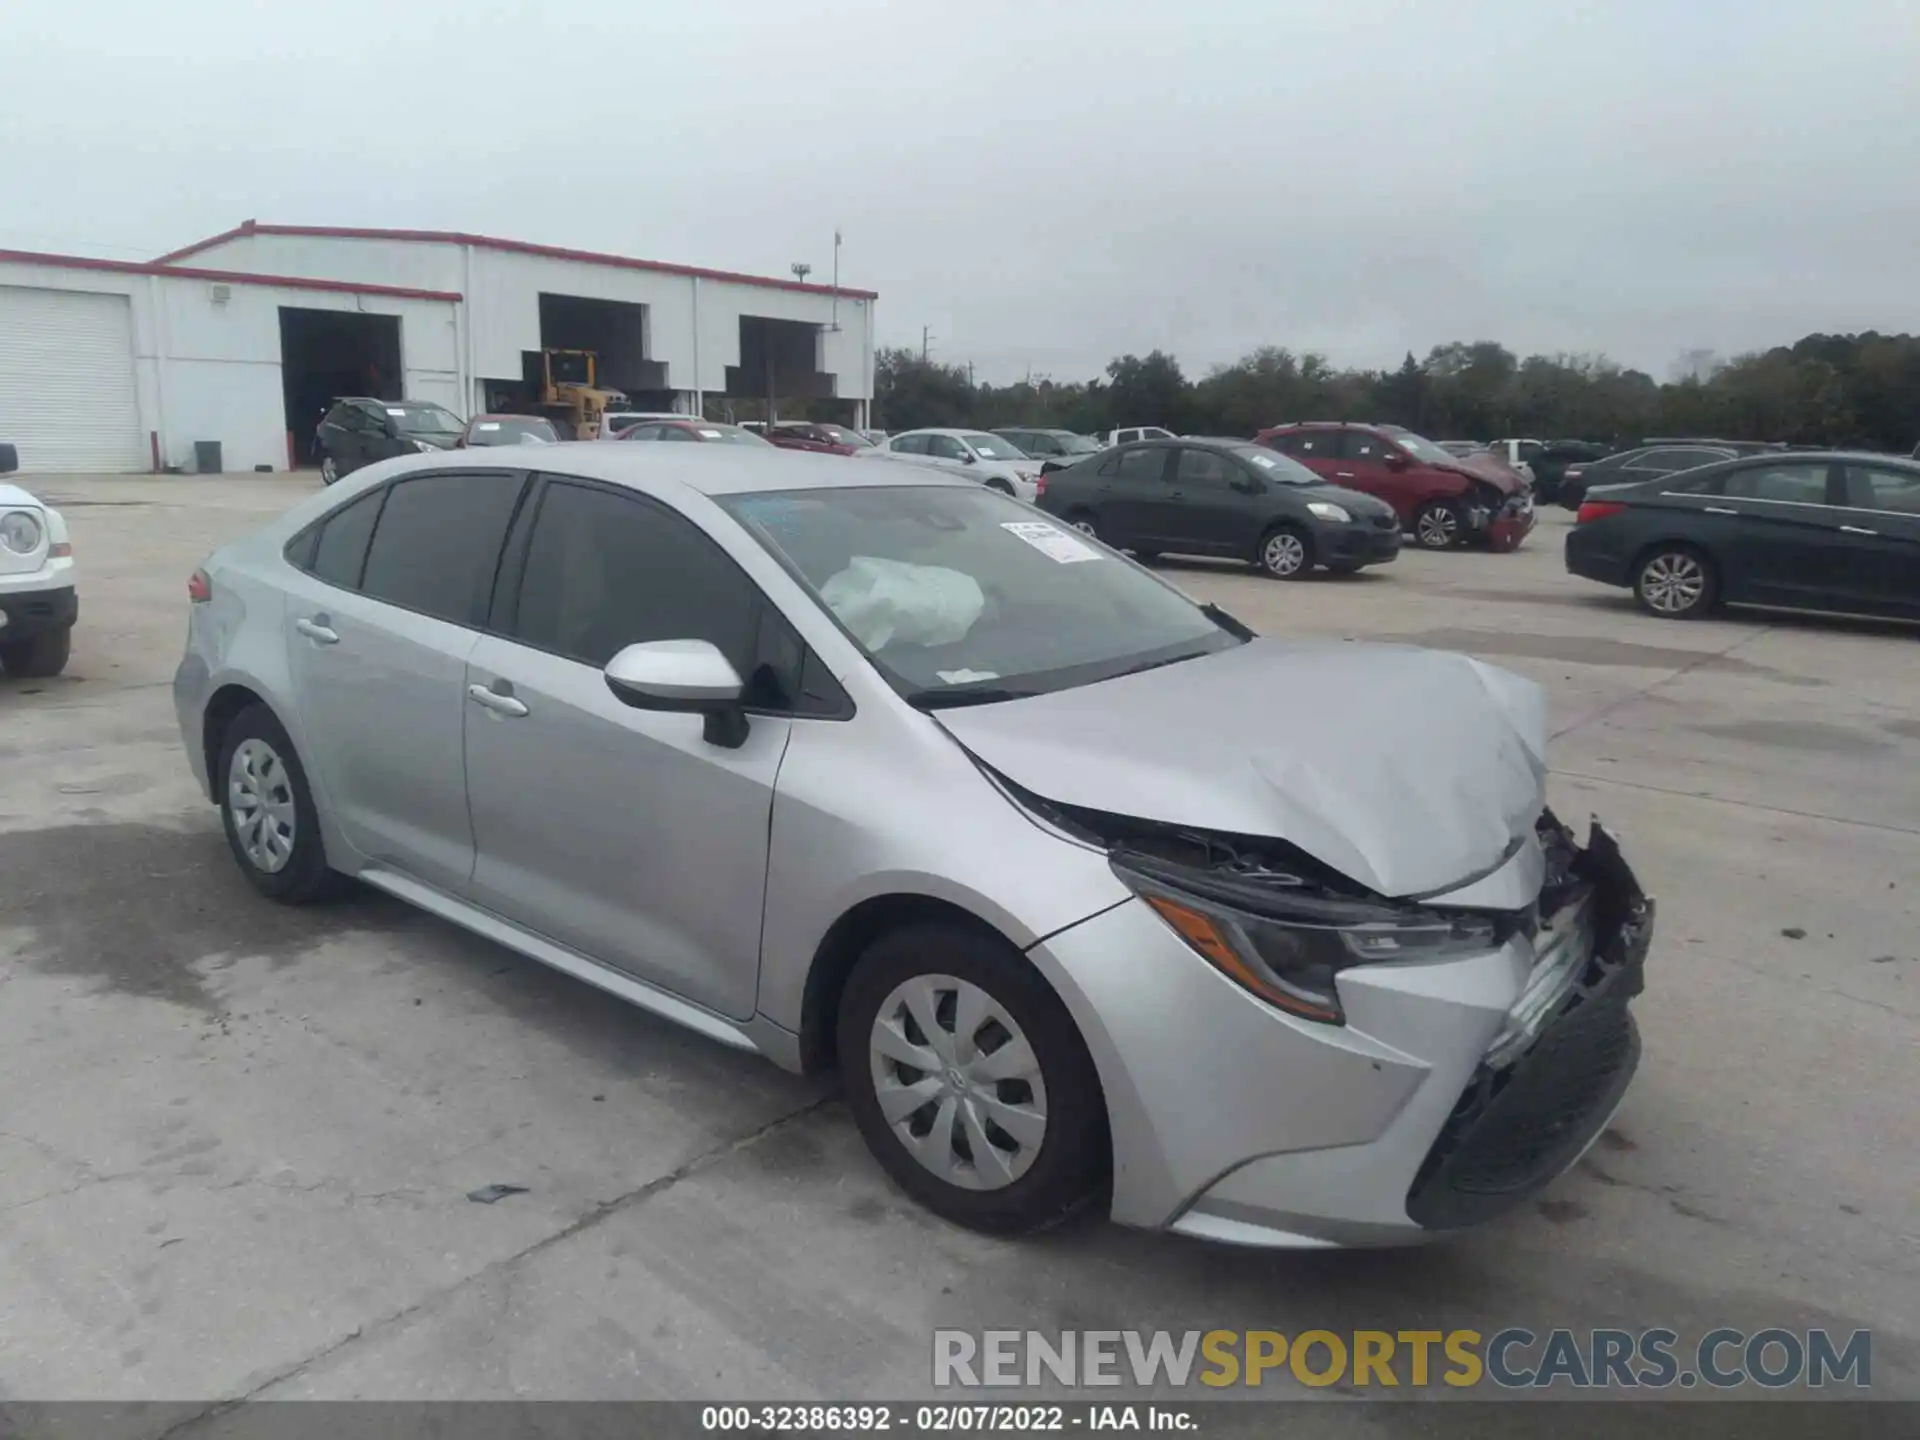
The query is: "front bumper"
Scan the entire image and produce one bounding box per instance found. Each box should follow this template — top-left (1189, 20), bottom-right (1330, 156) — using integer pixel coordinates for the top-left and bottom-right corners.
top-left (1315, 516), bottom-right (1402, 567)
top-left (1028, 820), bottom-right (1651, 1247)
top-left (1481, 493), bottom-right (1536, 551)
top-left (0, 584), bottom-right (77, 641)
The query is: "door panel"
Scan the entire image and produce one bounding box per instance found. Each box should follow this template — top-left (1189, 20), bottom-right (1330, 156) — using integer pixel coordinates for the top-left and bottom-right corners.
top-left (1098, 448), bottom-right (1174, 544)
top-left (1836, 466), bottom-right (1920, 617)
top-left (1706, 463), bottom-right (1845, 605)
top-left (283, 576), bottom-right (480, 892)
top-left (463, 637), bottom-right (788, 1019)
top-left (1156, 448), bottom-right (1252, 554)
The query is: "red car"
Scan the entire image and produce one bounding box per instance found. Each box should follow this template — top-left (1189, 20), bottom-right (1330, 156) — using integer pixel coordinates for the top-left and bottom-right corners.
top-left (1254, 422), bottom-right (1535, 550)
top-left (763, 422), bottom-right (873, 456)
top-left (618, 419), bottom-right (771, 446)
top-left (456, 414), bottom-right (560, 448)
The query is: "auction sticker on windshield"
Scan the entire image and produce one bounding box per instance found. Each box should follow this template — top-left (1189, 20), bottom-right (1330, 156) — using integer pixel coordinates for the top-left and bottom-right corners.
top-left (1002, 521), bottom-right (1102, 564)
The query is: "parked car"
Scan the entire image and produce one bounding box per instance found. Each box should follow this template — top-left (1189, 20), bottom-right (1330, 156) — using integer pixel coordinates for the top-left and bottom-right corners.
top-left (620, 420), bottom-right (771, 446)
top-left (862, 430), bottom-right (890, 446)
top-left (1557, 441), bottom-right (1771, 510)
top-left (1036, 439), bottom-right (1401, 578)
top-left (1256, 422), bottom-right (1535, 551)
top-left (315, 399), bottom-right (465, 485)
top-left (174, 443), bottom-right (1654, 1245)
top-left (1529, 440), bottom-right (1613, 503)
top-left (457, 415), bottom-right (560, 448)
top-left (1485, 439), bottom-right (1545, 485)
top-left (1565, 451), bottom-right (1920, 621)
top-left (597, 411), bottom-right (687, 439)
top-left (1438, 440), bottom-right (1485, 459)
top-left (994, 428), bottom-right (1105, 473)
top-left (866, 428), bottom-right (1040, 500)
top-left (1101, 426), bottom-right (1176, 447)
top-left (765, 422), bottom-right (874, 456)
top-left (0, 441), bottom-right (77, 678)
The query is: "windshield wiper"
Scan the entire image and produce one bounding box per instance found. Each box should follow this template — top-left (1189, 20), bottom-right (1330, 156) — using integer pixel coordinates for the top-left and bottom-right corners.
top-left (908, 686), bottom-right (1035, 711)
top-left (1201, 603), bottom-right (1255, 640)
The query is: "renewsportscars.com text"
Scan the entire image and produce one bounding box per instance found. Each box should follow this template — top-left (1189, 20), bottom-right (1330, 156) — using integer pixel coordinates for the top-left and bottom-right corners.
top-left (933, 1327), bottom-right (1872, 1391)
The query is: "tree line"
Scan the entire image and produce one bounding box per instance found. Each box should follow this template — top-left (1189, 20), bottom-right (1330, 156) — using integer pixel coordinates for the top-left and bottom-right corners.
top-left (868, 332), bottom-right (1920, 453)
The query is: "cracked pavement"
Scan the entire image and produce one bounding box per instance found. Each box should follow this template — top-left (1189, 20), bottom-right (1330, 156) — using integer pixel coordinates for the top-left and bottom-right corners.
top-left (0, 475), bottom-right (1914, 1418)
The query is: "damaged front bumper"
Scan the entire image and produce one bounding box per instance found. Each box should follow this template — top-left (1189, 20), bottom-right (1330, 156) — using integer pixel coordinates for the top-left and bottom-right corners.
top-left (1024, 814), bottom-right (1652, 1247)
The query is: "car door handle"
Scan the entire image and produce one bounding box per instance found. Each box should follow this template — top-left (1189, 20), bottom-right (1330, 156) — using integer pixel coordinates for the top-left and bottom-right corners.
top-left (1703, 507), bottom-right (1739, 516)
top-left (294, 617), bottom-right (339, 645)
top-left (467, 683), bottom-right (529, 718)
top-left (1335, 471), bottom-right (1356, 478)
top-left (1840, 524), bottom-right (1878, 536)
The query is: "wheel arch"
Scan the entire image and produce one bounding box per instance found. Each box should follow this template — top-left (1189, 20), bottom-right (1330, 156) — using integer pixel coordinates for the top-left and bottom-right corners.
top-left (202, 681), bottom-right (276, 798)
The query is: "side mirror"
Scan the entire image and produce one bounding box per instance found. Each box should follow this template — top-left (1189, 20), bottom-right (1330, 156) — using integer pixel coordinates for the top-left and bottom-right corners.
top-left (604, 639), bottom-right (749, 748)
top-left (0, 442), bottom-right (17, 475)
top-left (1385, 451), bottom-right (1411, 471)
top-left (960, 453), bottom-right (977, 464)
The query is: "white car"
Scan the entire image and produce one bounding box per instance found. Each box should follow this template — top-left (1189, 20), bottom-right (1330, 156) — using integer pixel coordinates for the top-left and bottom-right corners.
top-left (1486, 438), bottom-right (1544, 485)
top-left (597, 411), bottom-right (688, 440)
top-left (0, 443), bottom-right (77, 678)
top-left (863, 428), bottom-right (1041, 501)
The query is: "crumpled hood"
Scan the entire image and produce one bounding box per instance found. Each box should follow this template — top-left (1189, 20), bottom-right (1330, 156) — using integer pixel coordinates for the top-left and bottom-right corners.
top-left (1452, 453), bottom-right (1527, 494)
top-left (935, 637), bottom-right (1548, 898)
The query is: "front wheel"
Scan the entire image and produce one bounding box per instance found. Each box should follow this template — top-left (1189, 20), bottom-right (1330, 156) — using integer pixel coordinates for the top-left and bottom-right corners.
top-left (838, 923), bottom-right (1107, 1235)
top-left (1257, 524), bottom-right (1313, 579)
top-left (0, 626), bottom-right (71, 678)
top-left (987, 478), bottom-right (1015, 497)
top-left (1063, 509), bottom-right (1100, 540)
top-left (319, 454), bottom-right (339, 485)
top-left (218, 704), bottom-right (346, 903)
top-left (1413, 499), bottom-right (1464, 549)
top-left (1633, 546), bottom-right (1718, 619)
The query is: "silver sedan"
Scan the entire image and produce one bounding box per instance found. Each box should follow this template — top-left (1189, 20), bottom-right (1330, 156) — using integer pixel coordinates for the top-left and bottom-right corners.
top-left (174, 445), bottom-right (1654, 1245)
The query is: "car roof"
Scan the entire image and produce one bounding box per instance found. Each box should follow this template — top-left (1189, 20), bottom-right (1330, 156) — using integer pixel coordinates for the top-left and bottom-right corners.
top-left (471, 413), bottom-right (548, 422)
top-left (375, 439), bottom-right (962, 498)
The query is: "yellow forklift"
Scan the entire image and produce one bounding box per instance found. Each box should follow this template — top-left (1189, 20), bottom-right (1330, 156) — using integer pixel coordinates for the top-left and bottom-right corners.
top-left (536, 349), bottom-right (629, 439)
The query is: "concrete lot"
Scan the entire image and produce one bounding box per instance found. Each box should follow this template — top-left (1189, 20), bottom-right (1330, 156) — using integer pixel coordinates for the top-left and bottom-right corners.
top-left (1, 474), bottom-right (1915, 1415)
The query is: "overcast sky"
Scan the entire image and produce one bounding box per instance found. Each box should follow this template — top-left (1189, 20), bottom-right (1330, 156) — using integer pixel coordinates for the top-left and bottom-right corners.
top-left (4, 0), bottom-right (1916, 384)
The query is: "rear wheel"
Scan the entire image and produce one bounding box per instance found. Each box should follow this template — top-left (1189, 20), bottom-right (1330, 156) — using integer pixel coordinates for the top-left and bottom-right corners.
top-left (1257, 524), bottom-right (1313, 579)
top-left (1633, 546), bottom-right (1718, 619)
top-left (0, 627), bottom-right (70, 678)
top-left (1064, 509), bottom-right (1100, 540)
top-left (987, 478), bottom-right (1015, 497)
top-left (838, 922), bottom-right (1107, 1235)
top-left (1413, 499), bottom-right (1464, 549)
top-left (217, 704), bottom-right (346, 903)
top-left (319, 454), bottom-right (339, 485)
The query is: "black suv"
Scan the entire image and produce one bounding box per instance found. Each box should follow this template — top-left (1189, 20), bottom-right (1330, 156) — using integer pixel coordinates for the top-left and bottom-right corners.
top-left (314, 398), bottom-right (464, 485)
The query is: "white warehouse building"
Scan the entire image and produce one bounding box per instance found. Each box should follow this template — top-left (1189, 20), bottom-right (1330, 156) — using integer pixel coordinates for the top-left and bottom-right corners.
top-left (0, 220), bottom-right (877, 475)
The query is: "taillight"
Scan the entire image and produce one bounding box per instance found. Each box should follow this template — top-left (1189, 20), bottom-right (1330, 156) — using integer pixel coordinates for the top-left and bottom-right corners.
top-left (1034, 474), bottom-right (1048, 498)
top-left (188, 569), bottom-right (212, 603)
top-left (1576, 501), bottom-right (1628, 525)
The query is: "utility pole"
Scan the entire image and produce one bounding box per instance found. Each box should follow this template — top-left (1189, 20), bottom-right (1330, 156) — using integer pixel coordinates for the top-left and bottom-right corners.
top-left (921, 326), bottom-right (931, 362)
top-left (967, 361), bottom-right (975, 389)
top-left (830, 230), bottom-right (841, 332)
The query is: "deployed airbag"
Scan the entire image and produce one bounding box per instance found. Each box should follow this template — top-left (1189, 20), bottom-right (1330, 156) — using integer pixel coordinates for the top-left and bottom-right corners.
top-left (819, 556), bottom-right (985, 651)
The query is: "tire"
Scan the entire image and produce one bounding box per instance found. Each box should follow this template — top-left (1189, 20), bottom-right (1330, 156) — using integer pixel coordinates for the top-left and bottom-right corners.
top-left (216, 703), bottom-right (346, 903)
top-left (838, 922), bottom-right (1107, 1236)
top-left (1063, 509), bottom-right (1100, 540)
top-left (1413, 499), bottom-right (1464, 550)
top-left (987, 478), bottom-right (1015, 497)
top-left (1256, 524), bottom-right (1313, 579)
top-left (0, 627), bottom-right (71, 678)
top-left (1132, 549), bottom-right (1161, 564)
top-left (1633, 545), bottom-right (1718, 620)
top-left (1326, 560), bottom-right (1364, 576)
top-left (320, 454), bottom-right (339, 485)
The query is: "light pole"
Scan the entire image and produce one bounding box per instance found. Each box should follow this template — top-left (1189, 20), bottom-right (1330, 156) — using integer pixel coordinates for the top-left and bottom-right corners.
top-left (830, 229), bottom-right (842, 332)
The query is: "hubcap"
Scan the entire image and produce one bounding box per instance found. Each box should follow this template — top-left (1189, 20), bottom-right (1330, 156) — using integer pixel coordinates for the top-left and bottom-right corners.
top-left (1417, 507), bottom-right (1458, 547)
top-left (868, 974), bottom-right (1048, 1192)
top-left (1641, 553), bottom-right (1705, 613)
top-left (1263, 532), bottom-right (1306, 574)
top-left (228, 738), bottom-right (297, 874)
top-left (1071, 518), bottom-right (1097, 537)
top-left (321, 456), bottom-right (337, 484)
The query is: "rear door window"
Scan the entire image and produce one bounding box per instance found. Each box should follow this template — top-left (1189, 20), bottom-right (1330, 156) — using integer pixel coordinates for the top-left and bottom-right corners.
top-left (1719, 463), bottom-right (1833, 504)
top-left (1290, 430), bottom-right (1341, 461)
top-left (358, 471), bottom-right (526, 626)
top-left (1114, 447), bottom-right (1171, 484)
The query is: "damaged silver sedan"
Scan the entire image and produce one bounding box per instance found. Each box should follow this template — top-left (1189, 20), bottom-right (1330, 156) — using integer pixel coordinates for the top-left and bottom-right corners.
top-left (175, 445), bottom-right (1653, 1246)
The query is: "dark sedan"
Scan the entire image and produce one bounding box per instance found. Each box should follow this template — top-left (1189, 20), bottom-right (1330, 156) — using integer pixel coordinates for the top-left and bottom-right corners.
top-left (1565, 452), bottom-right (1920, 620)
top-left (1036, 439), bottom-right (1402, 579)
top-left (1558, 440), bottom-right (1774, 510)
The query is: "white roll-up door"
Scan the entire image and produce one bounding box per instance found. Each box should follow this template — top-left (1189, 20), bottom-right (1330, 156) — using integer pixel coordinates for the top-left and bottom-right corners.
top-left (0, 285), bottom-right (145, 473)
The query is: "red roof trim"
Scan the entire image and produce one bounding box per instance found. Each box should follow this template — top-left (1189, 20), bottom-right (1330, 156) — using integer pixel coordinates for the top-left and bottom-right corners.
top-left (153, 220), bottom-right (879, 300)
top-left (0, 247), bottom-right (463, 302)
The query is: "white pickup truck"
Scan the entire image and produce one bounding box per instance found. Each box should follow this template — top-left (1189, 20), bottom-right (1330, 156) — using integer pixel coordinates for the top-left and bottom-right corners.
top-left (1099, 425), bottom-right (1176, 447)
top-left (0, 442), bottom-right (77, 678)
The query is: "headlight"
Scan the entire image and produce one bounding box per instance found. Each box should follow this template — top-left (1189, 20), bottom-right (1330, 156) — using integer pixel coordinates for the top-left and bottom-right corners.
top-left (0, 510), bottom-right (44, 554)
top-left (1113, 854), bottom-right (1497, 1024)
top-left (1305, 501), bottom-right (1352, 523)
top-left (413, 439), bottom-right (439, 453)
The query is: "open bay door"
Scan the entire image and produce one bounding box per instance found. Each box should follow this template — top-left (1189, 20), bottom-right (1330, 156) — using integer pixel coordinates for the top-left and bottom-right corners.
top-left (0, 285), bottom-right (145, 473)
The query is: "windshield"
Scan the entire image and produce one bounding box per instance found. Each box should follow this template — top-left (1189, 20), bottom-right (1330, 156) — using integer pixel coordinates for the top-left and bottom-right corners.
top-left (699, 425), bottom-right (772, 446)
top-left (387, 404), bottom-right (463, 435)
top-left (963, 433), bottom-right (1029, 460)
top-left (1389, 430), bottom-right (1459, 465)
top-left (721, 485), bottom-right (1242, 704)
top-left (469, 417), bottom-right (556, 444)
top-left (1229, 445), bottom-right (1322, 485)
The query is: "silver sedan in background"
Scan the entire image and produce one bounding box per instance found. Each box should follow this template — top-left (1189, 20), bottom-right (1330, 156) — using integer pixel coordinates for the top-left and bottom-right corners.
top-left (174, 445), bottom-right (1654, 1245)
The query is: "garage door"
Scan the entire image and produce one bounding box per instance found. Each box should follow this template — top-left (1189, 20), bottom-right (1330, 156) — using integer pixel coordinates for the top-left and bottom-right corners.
top-left (0, 285), bottom-right (145, 473)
